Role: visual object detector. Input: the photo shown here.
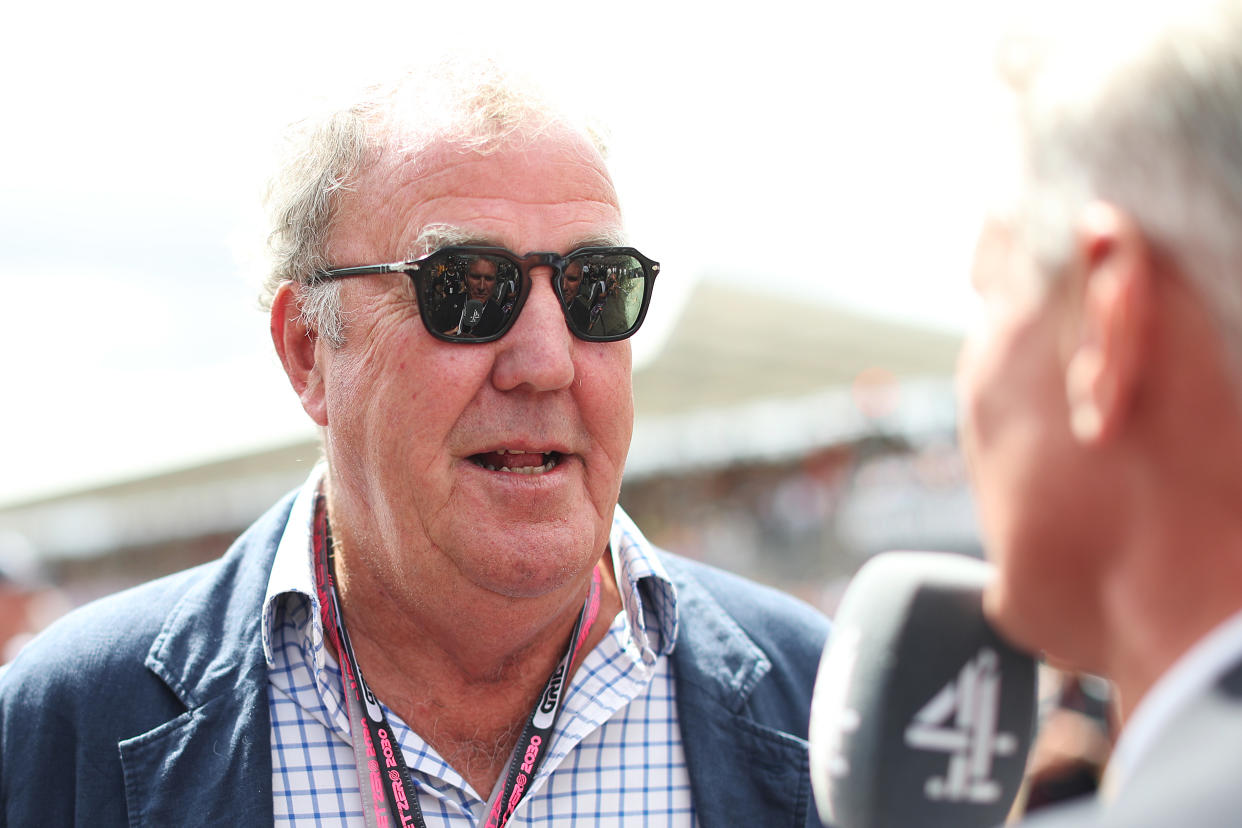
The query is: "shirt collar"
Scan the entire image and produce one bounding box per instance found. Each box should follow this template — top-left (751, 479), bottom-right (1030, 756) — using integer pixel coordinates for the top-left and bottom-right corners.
top-left (261, 466), bottom-right (679, 666)
top-left (261, 464), bottom-right (326, 669)
top-left (608, 505), bottom-right (679, 662)
top-left (1102, 606), bottom-right (1242, 799)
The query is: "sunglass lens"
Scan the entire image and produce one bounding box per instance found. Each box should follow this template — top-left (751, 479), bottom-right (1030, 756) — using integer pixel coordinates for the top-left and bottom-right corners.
top-left (561, 253), bottom-right (648, 339)
top-left (424, 253), bottom-right (520, 340)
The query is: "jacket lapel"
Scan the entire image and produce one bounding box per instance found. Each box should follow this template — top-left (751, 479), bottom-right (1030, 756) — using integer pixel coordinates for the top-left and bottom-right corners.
top-left (117, 494), bottom-right (292, 826)
top-left (670, 563), bottom-right (816, 828)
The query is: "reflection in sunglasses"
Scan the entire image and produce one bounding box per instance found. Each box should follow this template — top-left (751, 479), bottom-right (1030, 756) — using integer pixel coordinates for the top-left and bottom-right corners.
top-left (314, 246), bottom-right (658, 343)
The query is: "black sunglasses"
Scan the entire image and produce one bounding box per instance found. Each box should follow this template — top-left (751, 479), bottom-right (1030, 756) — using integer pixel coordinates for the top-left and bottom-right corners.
top-left (312, 246), bottom-right (660, 343)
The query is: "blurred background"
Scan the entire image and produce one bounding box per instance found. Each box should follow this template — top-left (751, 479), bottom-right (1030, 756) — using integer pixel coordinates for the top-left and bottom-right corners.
top-left (0, 0), bottom-right (1008, 617)
top-left (0, 0), bottom-right (1041, 653)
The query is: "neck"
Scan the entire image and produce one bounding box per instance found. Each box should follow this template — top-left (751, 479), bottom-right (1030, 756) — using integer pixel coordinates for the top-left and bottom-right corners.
top-left (1101, 287), bottom-right (1242, 721)
top-left (328, 535), bottom-right (621, 796)
top-left (1097, 493), bottom-right (1242, 724)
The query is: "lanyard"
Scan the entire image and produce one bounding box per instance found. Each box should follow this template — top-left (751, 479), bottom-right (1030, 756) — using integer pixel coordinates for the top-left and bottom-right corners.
top-left (312, 494), bottom-right (602, 828)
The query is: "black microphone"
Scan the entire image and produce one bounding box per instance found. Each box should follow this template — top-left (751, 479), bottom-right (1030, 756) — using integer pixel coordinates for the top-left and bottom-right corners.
top-left (809, 552), bottom-right (1038, 828)
top-left (458, 299), bottom-right (484, 335)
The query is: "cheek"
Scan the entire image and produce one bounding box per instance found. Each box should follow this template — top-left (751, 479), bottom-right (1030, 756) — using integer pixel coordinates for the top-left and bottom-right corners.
top-left (576, 345), bottom-right (634, 464)
top-left (960, 311), bottom-right (1101, 626)
top-left (328, 322), bottom-right (482, 454)
top-left (956, 326), bottom-right (1010, 465)
top-left (956, 314), bottom-right (1058, 544)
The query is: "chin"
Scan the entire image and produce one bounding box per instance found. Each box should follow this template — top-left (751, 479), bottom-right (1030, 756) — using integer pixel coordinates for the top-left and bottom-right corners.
top-left (984, 577), bottom-right (1101, 672)
top-left (982, 577), bottom-right (1044, 657)
top-left (454, 527), bottom-right (600, 600)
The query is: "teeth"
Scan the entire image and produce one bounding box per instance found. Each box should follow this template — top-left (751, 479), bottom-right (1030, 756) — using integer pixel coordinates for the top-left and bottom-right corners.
top-left (472, 454), bottom-right (558, 474)
top-left (498, 460), bottom-right (556, 475)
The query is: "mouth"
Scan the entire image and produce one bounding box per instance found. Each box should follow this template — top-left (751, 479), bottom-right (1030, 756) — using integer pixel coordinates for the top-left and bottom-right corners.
top-left (468, 448), bottom-right (562, 475)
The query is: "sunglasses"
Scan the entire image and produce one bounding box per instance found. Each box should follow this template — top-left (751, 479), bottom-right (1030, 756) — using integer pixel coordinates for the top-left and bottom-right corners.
top-left (313, 246), bottom-right (660, 343)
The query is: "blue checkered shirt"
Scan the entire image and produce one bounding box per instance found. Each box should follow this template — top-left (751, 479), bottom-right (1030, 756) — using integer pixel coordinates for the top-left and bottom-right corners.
top-left (262, 469), bottom-right (695, 826)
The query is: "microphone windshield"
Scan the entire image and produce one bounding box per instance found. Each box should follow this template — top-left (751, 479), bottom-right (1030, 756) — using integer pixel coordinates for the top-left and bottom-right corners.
top-left (809, 552), bottom-right (1037, 828)
top-left (459, 299), bottom-right (484, 333)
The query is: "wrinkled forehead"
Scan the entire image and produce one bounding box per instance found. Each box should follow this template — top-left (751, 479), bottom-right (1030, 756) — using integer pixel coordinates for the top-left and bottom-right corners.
top-left (333, 126), bottom-right (624, 262)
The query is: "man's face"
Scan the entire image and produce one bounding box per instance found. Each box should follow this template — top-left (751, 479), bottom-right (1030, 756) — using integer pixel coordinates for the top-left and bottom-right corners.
top-left (560, 264), bottom-right (582, 306)
top-left (318, 130), bottom-right (631, 601)
top-left (467, 258), bottom-right (498, 302)
top-left (956, 217), bottom-right (1110, 663)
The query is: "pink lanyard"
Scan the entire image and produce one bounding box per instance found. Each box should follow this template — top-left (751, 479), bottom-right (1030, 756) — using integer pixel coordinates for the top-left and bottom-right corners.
top-left (312, 494), bottom-right (602, 828)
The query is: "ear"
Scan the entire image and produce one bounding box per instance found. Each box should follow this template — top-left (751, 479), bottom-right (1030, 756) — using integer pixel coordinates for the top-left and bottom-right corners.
top-left (271, 282), bottom-right (328, 426)
top-left (1063, 203), bottom-right (1154, 444)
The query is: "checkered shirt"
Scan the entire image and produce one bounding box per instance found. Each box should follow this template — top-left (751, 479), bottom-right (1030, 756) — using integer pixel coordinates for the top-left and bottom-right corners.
top-left (262, 469), bottom-right (695, 826)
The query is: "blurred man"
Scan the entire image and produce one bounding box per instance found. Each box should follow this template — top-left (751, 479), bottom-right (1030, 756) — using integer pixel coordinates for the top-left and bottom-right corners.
top-left (0, 62), bottom-right (828, 826)
top-left (957, 2), bottom-right (1242, 824)
top-left (0, 531), bottom-right (66, 665)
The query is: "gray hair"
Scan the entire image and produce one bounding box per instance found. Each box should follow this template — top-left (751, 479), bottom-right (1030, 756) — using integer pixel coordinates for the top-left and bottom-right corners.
top-left (261, 59), bottom-right (610, 346)
top-left (997, 0), bottom-right (1242, 364)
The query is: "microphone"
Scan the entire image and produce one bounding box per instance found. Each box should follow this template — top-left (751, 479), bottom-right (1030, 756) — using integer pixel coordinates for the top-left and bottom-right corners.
top-left (809, 552), bottom-right (1037, 828)
top-left (458, 299), bottom-right (484, 335)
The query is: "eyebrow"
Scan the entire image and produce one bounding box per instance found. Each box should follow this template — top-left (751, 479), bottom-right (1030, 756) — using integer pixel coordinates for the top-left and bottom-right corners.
top-left (576, 228), bottom-right (629, 248)
top-left (410, 224), bottom-right (485, 257)
top-left (408, 224), bottom-right (629, 258)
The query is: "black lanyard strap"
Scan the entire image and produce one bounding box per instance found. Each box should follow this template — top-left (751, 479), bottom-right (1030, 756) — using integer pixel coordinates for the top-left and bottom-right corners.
top-left (312, 493), bottom-right (602, 828)
top-left (314, 495), bottom-right (421, 828)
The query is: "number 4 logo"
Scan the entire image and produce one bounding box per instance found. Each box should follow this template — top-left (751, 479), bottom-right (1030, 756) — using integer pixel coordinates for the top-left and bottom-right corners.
top-left (903, 647), bottom-right (1018, 803)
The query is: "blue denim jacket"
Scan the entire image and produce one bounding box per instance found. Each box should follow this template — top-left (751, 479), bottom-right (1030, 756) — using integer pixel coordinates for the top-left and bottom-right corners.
top-left (0, 494), bottom-right (830, 827)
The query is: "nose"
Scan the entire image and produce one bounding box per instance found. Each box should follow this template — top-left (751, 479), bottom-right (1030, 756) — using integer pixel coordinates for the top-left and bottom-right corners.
top-left (491, 267), bottom-right (575, 392)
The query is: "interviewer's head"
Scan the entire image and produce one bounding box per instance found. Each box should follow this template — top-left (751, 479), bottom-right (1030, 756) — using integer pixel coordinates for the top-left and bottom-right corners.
top-left (957, 0), bottom-right (1242, 678)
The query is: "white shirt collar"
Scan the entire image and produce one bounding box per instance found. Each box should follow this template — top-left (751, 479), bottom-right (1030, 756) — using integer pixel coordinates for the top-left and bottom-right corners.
top-left (261, 463), bottom-right (327, 669)
top-left (608, 504), bottom-right (679, 665)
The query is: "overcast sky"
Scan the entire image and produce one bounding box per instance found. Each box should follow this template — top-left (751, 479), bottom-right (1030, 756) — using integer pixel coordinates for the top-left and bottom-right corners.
top-left (0, 0), bottom-right (1006, 504)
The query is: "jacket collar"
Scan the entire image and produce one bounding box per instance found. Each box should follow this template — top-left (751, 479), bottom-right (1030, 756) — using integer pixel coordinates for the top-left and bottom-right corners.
top-left (666, 556), bottom-right (818, 828)
top-left (117, 493), bottom-right (294, 826)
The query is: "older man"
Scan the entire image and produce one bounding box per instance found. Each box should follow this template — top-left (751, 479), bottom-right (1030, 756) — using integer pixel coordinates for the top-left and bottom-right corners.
top-left (957, 2), bottom-right (1242, 825)
top-left (0, 64), bottom-right (828, 827)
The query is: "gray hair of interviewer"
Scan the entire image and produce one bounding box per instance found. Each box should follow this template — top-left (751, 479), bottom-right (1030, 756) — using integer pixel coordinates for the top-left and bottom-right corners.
top-left (996, 0), bottom-right (1242, 368)
top-left (260, 60), bottom-right (609, 347)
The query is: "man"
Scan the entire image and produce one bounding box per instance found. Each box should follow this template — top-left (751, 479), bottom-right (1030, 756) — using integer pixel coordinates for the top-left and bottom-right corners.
top-left (956, 2), bottom-right (1242, 824)
top-left (559, 259), bottom-right (589, 329)
top-left (0, 63), bottom-right (828, 826)
top-left (563, 258), bottom-right (642, 339)
top-left (0, 531), bottom-right (65, 664)
top-left (434, 255), bottom-right (506, 337)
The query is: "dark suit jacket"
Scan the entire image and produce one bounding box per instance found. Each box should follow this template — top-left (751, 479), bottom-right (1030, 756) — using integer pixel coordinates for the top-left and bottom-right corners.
top-left (433, 293), bottom-right (504, 337)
